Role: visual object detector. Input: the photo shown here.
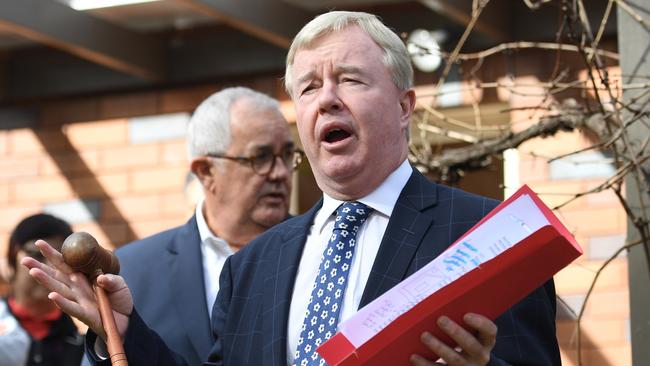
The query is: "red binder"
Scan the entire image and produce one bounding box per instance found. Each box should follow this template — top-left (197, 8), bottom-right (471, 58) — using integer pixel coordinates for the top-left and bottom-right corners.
top-left (318, 185), bottom-right (583, 365)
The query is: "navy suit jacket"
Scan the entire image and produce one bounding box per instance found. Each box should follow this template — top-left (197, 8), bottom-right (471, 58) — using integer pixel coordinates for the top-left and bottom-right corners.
top-left (86, 217), bottom-right (213, 365)
top-left (96, 169), bottom-right (561, 365)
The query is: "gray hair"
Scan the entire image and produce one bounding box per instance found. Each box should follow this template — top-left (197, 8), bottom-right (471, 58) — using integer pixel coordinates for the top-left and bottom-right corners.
top-left (284, 11), bottom-right (413, 97)
top-left (187, 87), bottom-right (281, 159)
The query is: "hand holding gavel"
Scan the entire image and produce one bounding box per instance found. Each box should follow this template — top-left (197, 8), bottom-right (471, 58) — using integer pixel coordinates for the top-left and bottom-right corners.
top-left (61, 232), bottom-right (128, 366)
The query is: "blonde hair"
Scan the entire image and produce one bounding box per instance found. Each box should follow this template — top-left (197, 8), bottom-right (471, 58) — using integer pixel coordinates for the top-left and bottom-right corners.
top-left (284, 11), bottom-right (413, 97)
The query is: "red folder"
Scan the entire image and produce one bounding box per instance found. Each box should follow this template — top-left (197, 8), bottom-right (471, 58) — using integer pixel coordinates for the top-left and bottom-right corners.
top-left (318, 185), bottom-right (582, 365)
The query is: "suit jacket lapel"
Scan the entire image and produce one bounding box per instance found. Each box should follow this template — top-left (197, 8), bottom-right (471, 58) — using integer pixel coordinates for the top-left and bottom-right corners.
top-left (360, 169), bottom-right (439, 307)
top-left (263, 202), bottom-right (322, 366)
top-left (168, 216), bottom-right (213, 360)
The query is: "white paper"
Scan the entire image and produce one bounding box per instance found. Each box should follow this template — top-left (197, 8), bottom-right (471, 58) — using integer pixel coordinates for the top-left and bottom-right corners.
top-left (338, 194), bottom-right (550, 347)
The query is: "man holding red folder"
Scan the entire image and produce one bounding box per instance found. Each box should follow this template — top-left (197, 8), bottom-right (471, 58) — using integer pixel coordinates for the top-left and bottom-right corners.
top-left (25, 10), bottom-right (560, 366)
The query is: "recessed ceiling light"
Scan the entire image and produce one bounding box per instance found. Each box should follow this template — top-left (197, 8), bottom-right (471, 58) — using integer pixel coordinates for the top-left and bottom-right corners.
top-left (68, 0), bottom-right (160, 11)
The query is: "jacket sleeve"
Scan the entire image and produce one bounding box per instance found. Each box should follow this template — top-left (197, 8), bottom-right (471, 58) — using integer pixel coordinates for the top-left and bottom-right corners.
top-left (84, 309), bottom-right (189, 366)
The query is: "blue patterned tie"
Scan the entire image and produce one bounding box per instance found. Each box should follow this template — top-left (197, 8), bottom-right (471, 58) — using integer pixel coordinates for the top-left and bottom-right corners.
top-left (294, 201), bottom-right (373, 366)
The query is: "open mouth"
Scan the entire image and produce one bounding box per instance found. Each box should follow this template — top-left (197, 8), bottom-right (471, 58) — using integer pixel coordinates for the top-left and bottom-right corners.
top-left (324, 128), bottom-right (352, 143)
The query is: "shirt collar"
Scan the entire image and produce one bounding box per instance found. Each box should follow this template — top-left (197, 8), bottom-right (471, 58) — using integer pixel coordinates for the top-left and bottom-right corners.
top-left (313, 159), bottom-right (412, 233)
top-left (195, 200), bottom-right (232, 253)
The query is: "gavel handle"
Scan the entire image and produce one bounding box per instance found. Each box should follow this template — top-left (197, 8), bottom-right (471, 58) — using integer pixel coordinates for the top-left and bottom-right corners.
top-left (94, 285), bottom-right (128, 366)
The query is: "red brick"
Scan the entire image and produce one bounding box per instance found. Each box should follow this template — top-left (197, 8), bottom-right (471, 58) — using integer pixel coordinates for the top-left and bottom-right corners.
top-left (583, 290), bottom-right (630, 318)
top-left (40, 150), bottom-right (101, 176)
top-left (8, 129), bottom-right (41, 155)
top-left (160, 192), bottom-right (192, 218)
top-left (518, 156), bottom-right (548, 183)
top-left (584, 181), bottom-right (621, 207)
top-left (519, 131), bottom-right (587, 157)
top-left (557, 207), bottom-right (626, 237)
top-left (555, 260), bottom-right (628, 293)
top-left (101, 195), bottom-right (161, 221)
top-left (40, 98), bottom-right (100, 125)
top-left (65, 119), bottom-right (128, 148)
top-left (131, 166), bottom-right (187, 193)
top-left (0, 156), bottom-right (40, 180)
top-left (0, 131), bottom-right (8, 156)
top-left (583, 344), bottom-right (631, 366)
top-left (0, 205), bottom-right (42, 231)
top-left (567, 318), bottom-right (627, 348)
top-left (99, 92), bottom-right (158, 119)
top-left (9, 128), bottom-right (69, 156)
top-left (0, 232), bottom-right (9, 261)
top-left (130, 217), bottom-right (184, 239)
top-left (101, 145), bottom-right (159, 170)
top-left (578, 67), bottom-right (623, 106)
top-left (558, 344), bottom-right (632, 366)
top-left (70, 173), bottom-right (129, 197)
top-left (0, 184), bottom-right (8, 204)
top-left (160, 141), bottom-right (188, 165)
top-left (13, 176), bottom-right (74, 203)
top-left (12, 173), bottom-right (127, 203)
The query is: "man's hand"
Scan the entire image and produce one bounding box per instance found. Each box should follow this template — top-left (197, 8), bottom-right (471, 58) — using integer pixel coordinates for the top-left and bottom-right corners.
top-left (21, 239), bottom-right (133, 341)
top-left (410, 313), bottom-right (497, 366)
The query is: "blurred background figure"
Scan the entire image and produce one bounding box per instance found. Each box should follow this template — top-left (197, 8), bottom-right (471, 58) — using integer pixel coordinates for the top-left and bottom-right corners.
top-left (0, 297), bottom-right (30, 366)
top-left (2, 214), bottom-right (83, 366)
top-left (100, 87), bottom-right (298, 365)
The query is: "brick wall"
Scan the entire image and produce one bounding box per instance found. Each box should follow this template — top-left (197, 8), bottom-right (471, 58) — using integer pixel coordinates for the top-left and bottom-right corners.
top-left (0, 77), bottom-right (289, 294)
top-left (508, 65), bottom-right (630, 365)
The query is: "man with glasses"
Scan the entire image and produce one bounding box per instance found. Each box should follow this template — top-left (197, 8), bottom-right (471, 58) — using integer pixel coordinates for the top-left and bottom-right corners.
top-left (84, 86), bottom-right (300, 365)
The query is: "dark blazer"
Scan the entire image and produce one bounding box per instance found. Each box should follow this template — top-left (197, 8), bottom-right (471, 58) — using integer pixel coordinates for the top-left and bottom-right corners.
top-left (113, 217), bottom-right (213, 365)
top-left (94, 169), bottom-right (561, 365)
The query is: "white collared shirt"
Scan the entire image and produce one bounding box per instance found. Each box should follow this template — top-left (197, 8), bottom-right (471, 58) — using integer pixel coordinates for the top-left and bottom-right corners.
top-left (195, 200), bottom-right (234, 318)
top-left (286, 160), bottom-right (412, 364)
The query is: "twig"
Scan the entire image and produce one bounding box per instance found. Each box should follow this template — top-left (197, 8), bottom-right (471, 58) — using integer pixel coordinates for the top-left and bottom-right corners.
top-left (449, 41), bottom-right (619, 61)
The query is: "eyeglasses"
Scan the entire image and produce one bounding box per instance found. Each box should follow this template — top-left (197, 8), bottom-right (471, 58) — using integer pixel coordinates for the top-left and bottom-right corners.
top-left (206, 147), bottom-right (304, 176)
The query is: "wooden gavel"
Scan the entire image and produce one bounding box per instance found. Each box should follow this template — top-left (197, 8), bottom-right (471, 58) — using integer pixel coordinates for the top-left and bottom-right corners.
top-left (61, 232), bottom-right (127, 366)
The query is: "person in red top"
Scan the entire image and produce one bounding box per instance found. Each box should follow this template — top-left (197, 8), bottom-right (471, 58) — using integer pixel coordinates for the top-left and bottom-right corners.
top-left (3, 213), bottom-right (83, 366)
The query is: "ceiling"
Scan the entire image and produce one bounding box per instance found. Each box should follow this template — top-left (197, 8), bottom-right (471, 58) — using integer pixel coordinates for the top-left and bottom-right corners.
top-left (0, 0), bottom-right (617, 105)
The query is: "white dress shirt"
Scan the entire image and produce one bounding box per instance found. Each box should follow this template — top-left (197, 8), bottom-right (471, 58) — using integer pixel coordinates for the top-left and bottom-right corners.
top-left (286, 160), bottom-right (412, 364)
top-left (195, 200), bottom-right (234, 318)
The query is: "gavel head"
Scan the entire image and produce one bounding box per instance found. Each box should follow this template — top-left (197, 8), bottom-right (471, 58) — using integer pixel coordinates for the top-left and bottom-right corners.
top-left (61, 232), bottom-right (120, 280)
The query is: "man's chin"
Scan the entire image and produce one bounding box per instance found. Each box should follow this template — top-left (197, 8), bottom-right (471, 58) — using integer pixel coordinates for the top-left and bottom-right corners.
top-left (253, 207), bottom-right (289, 227)
top-left (319, 156), bottom-right (364, 181)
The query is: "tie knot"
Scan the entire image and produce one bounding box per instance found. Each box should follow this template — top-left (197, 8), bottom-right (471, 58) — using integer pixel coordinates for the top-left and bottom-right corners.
top-left (334, 201), bottom-right (372, 230)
